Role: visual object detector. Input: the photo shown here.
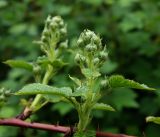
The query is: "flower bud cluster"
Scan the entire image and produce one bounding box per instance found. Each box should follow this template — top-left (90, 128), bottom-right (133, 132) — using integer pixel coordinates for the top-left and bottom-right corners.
top-left (77, 29), bottom-right (101, 51)
top-left (75, 30), bottom-right (108, 68)
top-left (41, 16), bottom-right (67, 48)
top-left (0, 88), bottom-right (10, 102)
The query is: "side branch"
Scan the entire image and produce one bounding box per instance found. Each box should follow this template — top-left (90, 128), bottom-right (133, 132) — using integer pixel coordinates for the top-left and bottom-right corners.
top-left (0, 118), bottom-right (136, 137)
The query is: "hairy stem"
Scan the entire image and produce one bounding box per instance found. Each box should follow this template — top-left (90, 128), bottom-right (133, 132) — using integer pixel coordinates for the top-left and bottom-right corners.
top-left (30, 64), bottom-right (53, 111)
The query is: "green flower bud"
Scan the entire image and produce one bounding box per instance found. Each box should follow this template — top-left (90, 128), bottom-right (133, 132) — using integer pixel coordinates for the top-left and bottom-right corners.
top-left (46, 15), bottom-right (52, 26)
top-left (77, 38), bottom-right (84, 47)
top-left (52, 16), bottom-right (62, 24)
top-left (75, 53), bottom-right (86, 64)
top-left (59, 40), bottom-right (68, 49)
top-left (60, 28), bottom-right (67, 37)
top-left (85, 44), bottom-right (97, 52)
top-left (85, 30), bottom-right (94, 39)
top-left (59, 21), bottom-right (64, 27)
top-left (43, 29), bottom-right (50, 37)
top-left (33, 65), bottom-right (41, 74)
top-left (92, 36), bottom-right (101, 46)
top-left (4, 90), bottom-right (10, 97)
top-left (93, 57), bottom-right (100, 65)
top-left (50, 22), bottom-right (58, 30)
top-left (41, 36), bottom-right (48, 43)
top-left (100, 79), bottom-right (108, 88)
top-left (99, 51), bottom-right (108, 61)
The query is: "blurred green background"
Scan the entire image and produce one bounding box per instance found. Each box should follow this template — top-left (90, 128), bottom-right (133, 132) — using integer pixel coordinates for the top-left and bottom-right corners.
top-left (0, 0), bottom-right (160, 137)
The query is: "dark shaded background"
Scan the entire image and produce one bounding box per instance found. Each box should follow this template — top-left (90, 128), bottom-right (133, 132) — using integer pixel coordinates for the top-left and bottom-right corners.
top-left (0, 0), bottom-right (160, 137)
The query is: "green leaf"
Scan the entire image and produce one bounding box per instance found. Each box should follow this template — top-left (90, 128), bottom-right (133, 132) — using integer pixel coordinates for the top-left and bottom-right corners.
top-left (107, 88), bottom-right (139, 111)
top-left (108, 75), bottom-right (155, 90)
top-left (69, 75), bottom-right (81, 86)
top-left (72, 86), bottom-right (88, 98)
top-left (146, 116), bottom-right (160, 125)
top-left (42, 95), bottom-right (63, 103)
top-left (4, 60), bottom-right (33, 71)
top-left (100, 60), bottom-right (118, 74)
top-left (16, 83), bottom-right (72, 98)
top-left (93, 103), bottom-right (115, 112)
top-left (81, 68), bottom-right (101, 78)
top-left (51, 59), bottom-right (67, 70)
top-left (9, 24), bottom-right (27, 35)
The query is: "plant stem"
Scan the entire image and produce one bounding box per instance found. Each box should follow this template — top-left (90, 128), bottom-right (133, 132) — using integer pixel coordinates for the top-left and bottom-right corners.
top-left (0, 118), bottom-right (136, 137)
top-left (30, 64), bottom-right (53, 111)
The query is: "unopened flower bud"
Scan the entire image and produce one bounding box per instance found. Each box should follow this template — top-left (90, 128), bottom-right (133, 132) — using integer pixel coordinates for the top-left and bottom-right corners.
top-left (85, 43), bottom-right (97, 52)
top-left (99, 51), bottom-right (108, 60)
top-left (93, 57), bottom-right (100, 65)
top-left (50, 22), bottom-right (58, 30)
top-left (75, 53), bottom-right (86, 64)
top-left (59, 40), bottom-right (68, 48)
top-left (100, 79), bottom-right (108, 88)
top-left (77, 38), bottom-right (84, 47)
top-left (60, 28), bottom-right (67, 36)
top-left (59, 21), bottom-right (64, 27)
top-left (52, 16), bottom-right (62, 24)
top-left (92, 36), bottom-right (101, 46)
top-left (46, 16), bottom-right (52, 26)
top-left (33, 65), bottom-right (41, 74)
top-left (41, 36), bottom-right (48, 43)
top-left (43, 29), bottom-right (50, 37)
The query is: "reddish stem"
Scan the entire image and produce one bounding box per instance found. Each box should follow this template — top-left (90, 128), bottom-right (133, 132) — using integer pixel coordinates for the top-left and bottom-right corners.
top-left (0, 118), bottom-right (136, 137)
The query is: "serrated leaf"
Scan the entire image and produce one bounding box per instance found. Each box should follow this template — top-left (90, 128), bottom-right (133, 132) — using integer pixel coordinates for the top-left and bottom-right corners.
top-left (81, 68), bottom-right (101, 78)
top-left (69, 75), bottom-right (81, 86)
top-left (16, 83), bottom-right (72, 98)
top-left (4, 60), bottom-right (33, 71)
top-left (108, 75), bottom-right (155, 90)
top-left (146, 116), bottom-right (160, 124)
top-left (93, 103), bottom-right (115, 111)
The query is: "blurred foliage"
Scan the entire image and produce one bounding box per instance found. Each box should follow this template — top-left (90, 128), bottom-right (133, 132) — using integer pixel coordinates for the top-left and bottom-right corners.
top-left (0, 0), bottom-right (160, 137)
